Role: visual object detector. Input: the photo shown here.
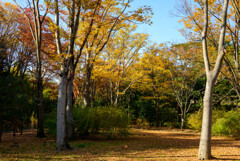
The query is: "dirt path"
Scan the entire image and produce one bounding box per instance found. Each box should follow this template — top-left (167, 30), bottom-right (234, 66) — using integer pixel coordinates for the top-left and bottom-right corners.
top-left (0, 128), bottom-right (239, 160)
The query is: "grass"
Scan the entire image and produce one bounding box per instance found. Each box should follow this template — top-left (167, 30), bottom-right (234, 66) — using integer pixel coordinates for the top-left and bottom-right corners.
top-left (0, 128), bottom-right (240, 160)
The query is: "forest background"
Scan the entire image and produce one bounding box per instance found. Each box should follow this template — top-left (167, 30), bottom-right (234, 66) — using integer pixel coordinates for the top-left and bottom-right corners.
top-left (1, 0), bottom-right (240, 160)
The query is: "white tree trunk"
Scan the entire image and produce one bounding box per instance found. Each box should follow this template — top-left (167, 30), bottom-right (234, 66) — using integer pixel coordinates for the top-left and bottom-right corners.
top-left (198, 79), bottom-right (214, 159)
top-left (198, 0), bottom-right (229, 159)
top-left (56, 72), bottom-right (68, 151)
top-left (66, 76), bottom-right (74, 140)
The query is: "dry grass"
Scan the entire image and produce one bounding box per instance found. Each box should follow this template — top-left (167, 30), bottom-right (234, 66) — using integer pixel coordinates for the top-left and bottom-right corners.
top-left (0, 128), bottom-right (239, 160)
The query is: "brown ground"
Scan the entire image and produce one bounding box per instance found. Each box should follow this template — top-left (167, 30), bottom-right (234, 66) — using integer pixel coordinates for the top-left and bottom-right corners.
top-left (0, 128), bottom-right (239, 161)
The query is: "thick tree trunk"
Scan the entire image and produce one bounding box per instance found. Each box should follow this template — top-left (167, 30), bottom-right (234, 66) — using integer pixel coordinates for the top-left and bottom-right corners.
top-left (180, 117), bottom-right (184, 130)
top-left (90, 81), bottom-right (95, 108)
top-left (110, 81), bottom-right (114, 105)
top-left (14, 0), bottom-right (45, 138)
top-left (83, 66), bottom-right (91, 108)
top-left (66, 76), bottom-right (74, 140)
top-left (37, 65), bottom-right (45, 138)
top-left (56, 73), bottom-right (70, 151)
top-left (199, 80), bottom-right (214, 160)
top-left (114, 82), bottom-right (120, 106)
top-left (114, 93), bottom-right (119, 106)
top-left (181, 109), bottom-right (187, 129)
top-left (198, 0), bottom-right (229, 160)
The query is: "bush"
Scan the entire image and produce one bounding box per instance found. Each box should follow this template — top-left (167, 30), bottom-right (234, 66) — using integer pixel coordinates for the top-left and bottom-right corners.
top-left (73, 106), bottom-right (130, 138)
top-left (44, 111), bottom-right (57, 136)
top-left (187, 108), bottom-right (225, 131)
top-left (187, 110), bottom-right (202, 130)
top-left (163, 121), bottom-right (180, 129)
top-left (136, 118), bottom-right (150, 129)
top-left (212, 109), bottom-right (240, 138)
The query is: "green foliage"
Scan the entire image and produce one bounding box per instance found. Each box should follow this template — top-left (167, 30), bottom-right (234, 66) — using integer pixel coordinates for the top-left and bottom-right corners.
top-left (159, 106), bottom-right (178, 127)
top-left (0, 73), bottom-right (35, 132)
top-left (43, 86), bottom-right (58, 113)
top-left (187, 108), bottom-right (225, 130)
top-left (212, 109), bottom-right (240, 138)
top-left (187, 110), bottom-right (202, 130)
top-left (44, 111), bottom-right (57, 136)
top-left (73, 106), bottom-right (130, 138)
top-left (43, 86), bottom-right (58, 136)
top-left (136, 118), bottom-right (150, 129)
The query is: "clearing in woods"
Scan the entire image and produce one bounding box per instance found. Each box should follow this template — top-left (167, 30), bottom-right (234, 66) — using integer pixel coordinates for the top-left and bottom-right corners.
top-left (0, 128), bottom-right (239, 160)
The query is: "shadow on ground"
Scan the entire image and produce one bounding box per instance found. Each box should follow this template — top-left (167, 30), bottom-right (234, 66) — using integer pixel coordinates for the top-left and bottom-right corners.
top-left (0, 129), bottom-right (239, 160)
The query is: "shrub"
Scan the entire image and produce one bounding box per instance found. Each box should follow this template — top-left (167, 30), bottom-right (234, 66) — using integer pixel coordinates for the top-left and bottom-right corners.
top-left (187, 110), bottom-right (202, 130)
top-left (73, 106), bottom-right (130, 138)
top-left (187, 108), bottom-right (225, 131)
top-left (212, 109), bottom-right (240, 138)
top-left (163, 121), bottom-right (180, 129)
top-left (136, 118), bottom-right (150, 129)
top-left (44, 111), bottom-right (57, 136)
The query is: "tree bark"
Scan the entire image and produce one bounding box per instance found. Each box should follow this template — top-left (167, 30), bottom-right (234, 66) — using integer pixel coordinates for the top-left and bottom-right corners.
top-left (198, 0), bottom-right (229, 160)
top-left (199, 79), bottom-right (214, 160)
top-left (14, 0), bottom-right (46, 138)
top-left (54, 0), bottom-right (80, 151)
top-left (36, 53), bottom-right (45, 137)
top-left (56, 72), bottom-right (72, 151)
top-left (66, 76), bottom-right (74, 140)
top-left (83, 64), bottom-right (92, 108)
top-left (110, 81), bottom-right (114, 105)
top-left (114, 82), bottom-right (120, 106)
top-left (90, 80), bottom-right (95, 108)
top-left (180, 116), bottom-right (184, 130)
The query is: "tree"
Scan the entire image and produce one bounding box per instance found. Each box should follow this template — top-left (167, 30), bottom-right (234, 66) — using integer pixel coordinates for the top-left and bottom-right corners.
top-left (92, 24), bottom-right (148, 106)
top-left (77, 0), bottom-right (152, 108)
top-left (0, 2), bottom-right (36, 141)
top-left (54, 0), bottom-right (83, 151)
top-left (65, 0), bottom-right (152, 140)
top-left (14, 0), bottom-right (50, 138)
top-left (168, 42), bottom-right (204, 129)
top-left (198, 0), bottom-right (229, 159)
top-left (178, 0), bottom-right (240, 107)
top-left (135, 44), bottom-right (172, 127)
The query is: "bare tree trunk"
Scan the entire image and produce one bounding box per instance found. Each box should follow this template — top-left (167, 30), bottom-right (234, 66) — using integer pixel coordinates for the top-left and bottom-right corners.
top-left (114, 82), bottom-right (120, 106)
top-left (234, 5), bottom-right (239, 71)
top-left (54, 0), bottom-right (80, 151)
top-left (90, 80), bottom-right (95, 108)
top-left (14, 0), bottom-right (47, 138)
top-left (110, 81), bottom-right (114, 104)
top-left (84, 64), bottom-right (92, 108)
top-left (56, 72), bottom-right (72, 151)
top-left (198, 0), bottom-right (229, 160)
top-left (180, 116), bottom-right (184, 130)
top-left (199, 80), bottom-right (214, 159)
top-left (66, 75), bottom-right (74, 140)
top-left (36, 51), bottom-right (45, 137)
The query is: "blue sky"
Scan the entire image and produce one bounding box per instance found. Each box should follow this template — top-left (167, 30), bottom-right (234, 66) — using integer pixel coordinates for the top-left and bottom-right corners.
top-left (4, 0), bottom-right (185, 43)
top-left (130, 0), bottom-right (186, 43)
